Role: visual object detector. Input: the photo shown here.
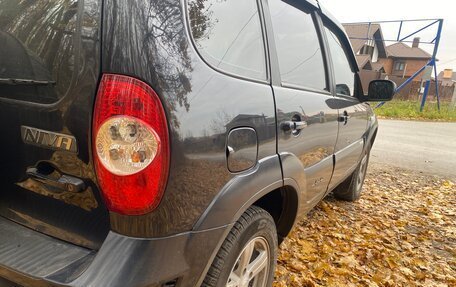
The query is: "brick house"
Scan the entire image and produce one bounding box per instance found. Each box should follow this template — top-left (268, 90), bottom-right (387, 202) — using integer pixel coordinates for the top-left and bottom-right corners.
top-left (342, 23), bottom-right (388, 72)
top-left (437, 69), bottom-right (456, 87)
top-left (343, 23), bottom-right (433, 80)
top-left (378, 37), bottom-right (432, 81)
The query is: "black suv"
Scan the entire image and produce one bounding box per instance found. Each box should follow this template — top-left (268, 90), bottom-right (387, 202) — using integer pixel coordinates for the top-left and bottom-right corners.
top-left (0, 0), bottom-right (394, 286)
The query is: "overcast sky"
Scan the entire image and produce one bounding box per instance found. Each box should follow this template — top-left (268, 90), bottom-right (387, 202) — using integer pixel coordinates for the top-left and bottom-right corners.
top-left (321, 0), bottom-right (456, 73)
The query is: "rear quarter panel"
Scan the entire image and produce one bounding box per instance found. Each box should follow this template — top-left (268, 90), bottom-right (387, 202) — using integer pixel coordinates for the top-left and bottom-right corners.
top-left (102, 0), bottom-right (278, 237)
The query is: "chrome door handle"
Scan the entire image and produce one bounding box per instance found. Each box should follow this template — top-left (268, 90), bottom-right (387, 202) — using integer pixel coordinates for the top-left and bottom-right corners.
top-left (26, 167), bottom-right (85, 193)
top-left (338, 111), bottom-right (350, 125)
top-left (294, 121), bottom-right (308, 130)
top-left (338, 115), bottom-right (350, 124)
top-left (281, 121), bottom-right (307, 132)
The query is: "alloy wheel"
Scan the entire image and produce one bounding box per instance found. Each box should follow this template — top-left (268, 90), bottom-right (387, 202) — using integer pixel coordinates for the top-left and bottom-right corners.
top-left (226, 236), bottom-right (270, 287)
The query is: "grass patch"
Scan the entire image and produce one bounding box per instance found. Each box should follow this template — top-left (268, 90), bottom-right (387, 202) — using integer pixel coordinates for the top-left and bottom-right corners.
top-left (374, 100), bottom-right (456, 122)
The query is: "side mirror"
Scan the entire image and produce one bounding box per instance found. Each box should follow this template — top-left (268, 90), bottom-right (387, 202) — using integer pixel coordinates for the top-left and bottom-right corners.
top-left (363, 80), bottom-right (396, 102)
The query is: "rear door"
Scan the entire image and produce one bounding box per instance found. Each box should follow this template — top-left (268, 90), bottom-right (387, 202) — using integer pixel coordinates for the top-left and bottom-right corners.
top-left (0, 0), bottom-right (109, 249)
top-left (264, 0), bottom-right (338, 209)
top-left (321, 22), bottom-right (369, 189)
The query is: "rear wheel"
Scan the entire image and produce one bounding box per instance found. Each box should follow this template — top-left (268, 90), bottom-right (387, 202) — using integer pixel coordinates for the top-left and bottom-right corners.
top-left (202, 206), bottom-right (277, 287)
top-left (333, 144), bottom-right (370, 201)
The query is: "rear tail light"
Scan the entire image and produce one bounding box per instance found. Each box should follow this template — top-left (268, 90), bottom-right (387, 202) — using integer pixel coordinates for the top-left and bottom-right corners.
top-left (93, 74), bottom-right (169, 215)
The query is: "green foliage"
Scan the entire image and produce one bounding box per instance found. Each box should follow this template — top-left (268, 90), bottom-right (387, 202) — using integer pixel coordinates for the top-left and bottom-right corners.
top-left (374, 100), bottom-right (456, 122)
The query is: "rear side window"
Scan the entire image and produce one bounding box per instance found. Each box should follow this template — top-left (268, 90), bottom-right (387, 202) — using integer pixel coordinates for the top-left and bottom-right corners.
top-left (0, 1), bottom-right (78, 104)
top-left (269, 0), bottom-right (326, 91)
top-left (187, 0), bottom-right (267, 81)
top-left (324, 26), bottom-right (356, 96)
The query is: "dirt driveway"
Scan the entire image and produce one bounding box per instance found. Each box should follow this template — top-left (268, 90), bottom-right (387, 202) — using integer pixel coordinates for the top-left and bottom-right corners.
top-left (274, 164), bottom-right (456, 287)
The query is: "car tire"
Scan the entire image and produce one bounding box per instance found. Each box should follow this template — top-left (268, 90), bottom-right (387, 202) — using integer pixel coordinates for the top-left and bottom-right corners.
top-left (333, 143), bottom-right (371, 201)
top-left (202, 206), bottom-right (278, 287)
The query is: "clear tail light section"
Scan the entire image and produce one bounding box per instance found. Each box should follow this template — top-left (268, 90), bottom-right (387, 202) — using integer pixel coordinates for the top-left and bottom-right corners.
top-left (96, 116), bottom-right (159, 176)
top-left (93, 74), bottom-right (169, 215)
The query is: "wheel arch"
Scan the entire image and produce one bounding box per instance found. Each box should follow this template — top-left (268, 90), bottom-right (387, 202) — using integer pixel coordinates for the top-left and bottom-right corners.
top-left (193, 155), bottom-right (300, 243)
top-left (369, 126), bottom-right (378, 147)
top-left (252, 183), bottom-right (299, 243)
top-left (366, 113), bottom-right (379, 149)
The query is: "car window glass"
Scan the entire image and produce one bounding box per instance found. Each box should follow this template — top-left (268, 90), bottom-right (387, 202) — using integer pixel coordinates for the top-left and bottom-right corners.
top-left (324, 26), bottom-right (356, 96)
top-left (187, 0), bottom-right (267, 81)
top-left (0, 1), bottom-right (78, 104)
top-left (269, 0), bottom-right (326, 91)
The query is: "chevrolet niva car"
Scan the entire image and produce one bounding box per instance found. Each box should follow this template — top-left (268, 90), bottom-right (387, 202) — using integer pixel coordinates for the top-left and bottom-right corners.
top-left (0, 0), bottom-right (394, 286)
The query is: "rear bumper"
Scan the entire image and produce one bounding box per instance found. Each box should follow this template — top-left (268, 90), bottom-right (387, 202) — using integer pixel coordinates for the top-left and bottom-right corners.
top-left (0, 216), bottom-right (230, 287)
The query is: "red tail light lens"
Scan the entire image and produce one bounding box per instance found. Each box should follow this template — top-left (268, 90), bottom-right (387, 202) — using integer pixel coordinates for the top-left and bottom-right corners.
top-left (93, 74), bottom-right (169, 215)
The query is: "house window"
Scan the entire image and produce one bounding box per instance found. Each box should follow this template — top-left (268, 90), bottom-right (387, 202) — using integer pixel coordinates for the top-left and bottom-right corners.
top-left (394, 61), bottom-right (405, 71)
top-left (360, 44), bottom-right (374, 57)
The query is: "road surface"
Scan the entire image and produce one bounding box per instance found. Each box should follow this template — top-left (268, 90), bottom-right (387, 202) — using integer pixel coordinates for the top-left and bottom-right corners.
top-left (370, 119), bottom-right (456, 178)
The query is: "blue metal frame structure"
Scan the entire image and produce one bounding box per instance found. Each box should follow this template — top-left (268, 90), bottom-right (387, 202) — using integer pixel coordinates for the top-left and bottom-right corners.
top-left (345, 19), bottom-right (444, 111)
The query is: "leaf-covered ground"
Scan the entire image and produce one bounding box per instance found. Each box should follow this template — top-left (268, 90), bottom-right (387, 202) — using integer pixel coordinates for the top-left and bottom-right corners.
top-left (274, 165), bottom-right (456, 287)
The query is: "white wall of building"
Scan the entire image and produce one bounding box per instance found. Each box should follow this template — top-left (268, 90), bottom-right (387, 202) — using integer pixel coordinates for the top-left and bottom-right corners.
top-left (372, 42), bottom-right (379, 62)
